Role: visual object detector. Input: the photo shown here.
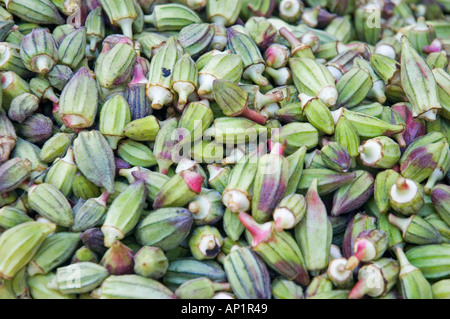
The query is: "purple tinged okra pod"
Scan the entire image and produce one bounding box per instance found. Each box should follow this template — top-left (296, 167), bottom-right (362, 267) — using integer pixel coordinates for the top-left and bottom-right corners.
top-left (135, 207), bottom-right (194, 251)
top-left (400, 134), bottom-right (448, 184)
top-left (125, 62), bottom-right (153, 121)
top-left (52, 24), bottom-right (76, 46)
top-left (101, 180), bottom-right (147, 247)
top-left (100, 240), bottom-right (135, 275)
top-left (131, 169), bottom-right (170, 201)
top-left (251, 142), bottom-right (289, 223)
top-left (223, 246), bottom-right (272, 299)
top-left (73, 130), bottom-right (116, 193)
top-left (81, 228), bottom-right (107, 257)
top-left (213, 80), bottom-right (266, 125)
top-left (95, 42), bottom-right (137, 89)
top-left (226, 27), bottom-right (270, 87)
top-left (0, 157), bottom-right (31, 194)
top-left (239, 212), bottom-right (310, 286)
top-left (345, 229), bottom-right (389, 271)
top-left (178, 23), bottom-right (214, 59)
top-left (18, 113), bottom-right (53, 144)
top-left (46, 64), bottom-right (73, 91)
top-left (297, 168), bottom-right (356, 195)
top-left (331, 170), bottom-right (374, 217)
top-left (8, 93), bottom-right (39, 123)
top-left (244, 17), bottom-right (277, 51)
top-left (380, 107), bottom-right (407, 147)
top-left (342, 213), bottom-right (377, 259)
top-left (332, 107), bottom-right (405, 139)
top-left (320, 141), bottom-right (351, 173)
top-left (264, 43), bottom-right (290, 69)
top-left (431, 184), bottom-right (450, 226)
top-left (295, 179), bottom-right (332, 273)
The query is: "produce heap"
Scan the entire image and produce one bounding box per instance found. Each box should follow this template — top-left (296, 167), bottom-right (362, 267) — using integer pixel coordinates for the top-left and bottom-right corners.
top-left (0, 0), bottom-right (449, 299)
